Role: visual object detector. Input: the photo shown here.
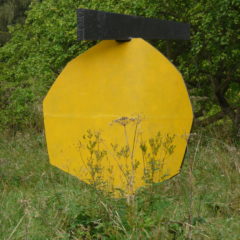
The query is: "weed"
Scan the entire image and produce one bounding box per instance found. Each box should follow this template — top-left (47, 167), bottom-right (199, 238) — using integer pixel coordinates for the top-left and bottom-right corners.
top-left (76, 115), bottom-right (176, 206)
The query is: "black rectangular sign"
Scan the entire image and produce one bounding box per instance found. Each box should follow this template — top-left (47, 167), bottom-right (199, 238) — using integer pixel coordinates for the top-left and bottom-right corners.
top-left (77, 9), bottom-right (190, 41)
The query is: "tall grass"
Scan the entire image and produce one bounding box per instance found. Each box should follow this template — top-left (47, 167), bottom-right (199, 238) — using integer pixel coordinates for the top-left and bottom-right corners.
top-left (0, 131), bottom-right (239, 239)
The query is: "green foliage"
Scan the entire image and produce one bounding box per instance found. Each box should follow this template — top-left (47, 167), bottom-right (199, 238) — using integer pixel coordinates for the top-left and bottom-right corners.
top-left (0, 0), bottom-right (239, 133)
top-left (181, 0), bottom-right (240, 109)
top-left (0, 0), bottom-right (32, 45)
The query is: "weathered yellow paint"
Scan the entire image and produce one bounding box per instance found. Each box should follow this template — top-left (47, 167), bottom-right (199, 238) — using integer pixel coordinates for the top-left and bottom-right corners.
top-left (43, 38), bottom-right (193, 195)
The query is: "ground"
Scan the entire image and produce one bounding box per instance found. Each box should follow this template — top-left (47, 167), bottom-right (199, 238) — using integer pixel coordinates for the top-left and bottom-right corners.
top-left (0, 131), bottom-right (239, 239)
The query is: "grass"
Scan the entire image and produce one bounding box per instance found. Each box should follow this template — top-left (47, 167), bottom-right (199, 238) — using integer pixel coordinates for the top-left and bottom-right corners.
top-left (0, 131), bottom-right (239, 239)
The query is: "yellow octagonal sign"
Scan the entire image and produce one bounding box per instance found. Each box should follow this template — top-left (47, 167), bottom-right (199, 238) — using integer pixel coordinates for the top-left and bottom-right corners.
top-left (43, 39), bottom-right (193, 196)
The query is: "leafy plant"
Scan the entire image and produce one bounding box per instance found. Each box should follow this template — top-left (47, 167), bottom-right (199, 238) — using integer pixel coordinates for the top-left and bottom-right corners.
top-left (76, 115), bottom-right (176, 207)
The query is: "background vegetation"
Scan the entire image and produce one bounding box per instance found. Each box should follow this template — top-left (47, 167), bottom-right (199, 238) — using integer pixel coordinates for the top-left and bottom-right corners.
top-left (0, 0), bottom-right (31, 45)
top-left (0, 0), bottom-right (239, 239)
top-left (0, 0), bottom-right (239, 136)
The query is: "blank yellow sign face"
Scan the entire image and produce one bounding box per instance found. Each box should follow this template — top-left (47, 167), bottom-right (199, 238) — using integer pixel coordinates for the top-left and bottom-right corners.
top-left (43, 38), bottom-right (193, 196)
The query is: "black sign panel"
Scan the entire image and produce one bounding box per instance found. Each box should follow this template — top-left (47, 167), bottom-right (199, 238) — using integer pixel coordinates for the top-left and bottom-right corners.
top-left (77, 9), bottom-right (190, 41)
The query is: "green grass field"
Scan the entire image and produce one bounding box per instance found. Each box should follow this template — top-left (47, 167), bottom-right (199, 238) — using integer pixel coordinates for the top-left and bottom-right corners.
top-left (0, 131), bottom-right (239, 240)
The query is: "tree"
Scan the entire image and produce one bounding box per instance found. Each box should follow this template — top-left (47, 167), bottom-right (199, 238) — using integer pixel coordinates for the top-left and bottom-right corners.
top-left (0, 0), bottom-right (239, 137)
top-left (184, 0), bottom-right (240, 136)
top-left (0, 0), bottom-right (32, 45)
